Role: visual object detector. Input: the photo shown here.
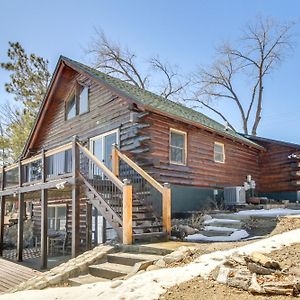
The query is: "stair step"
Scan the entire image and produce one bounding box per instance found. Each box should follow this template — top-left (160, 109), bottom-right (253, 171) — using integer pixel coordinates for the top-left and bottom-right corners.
top-left (89, 262), bottom-right (132, 279)
top-left (133, 224), bottom-right (163, 230)
top-left (133, 231), bottom-right (168, 242)
top-left (107, 252), bottom-right (162, 266)
top-left (68, 274), bottom-right (109, 286)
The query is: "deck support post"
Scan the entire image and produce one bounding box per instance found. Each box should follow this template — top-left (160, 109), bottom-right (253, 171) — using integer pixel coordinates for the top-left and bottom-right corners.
top-left (122, 179), bottom-right (132, 245)
top-left (0, 196), bottom-right (5, 257)
top-left (162, 183), bottom-right (171, 237)
top-left (86, 202), bottom-right (92, 250)
top-left (40, 149), bottom-right (48, 269)
top-left (102, 217), bottom-right (107, 244)
top-left (72, 137), bottom-right (80, 258)
top-left (17, 161), bottom-right (24, 262)
top-left (0, 168), bottom-right (5, 257)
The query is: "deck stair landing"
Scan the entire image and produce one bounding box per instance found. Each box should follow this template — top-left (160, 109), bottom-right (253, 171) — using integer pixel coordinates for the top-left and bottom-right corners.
top-left (68, 251), bottom-right (162, 286)
top-left (0, 258), bottom-right (41, 294)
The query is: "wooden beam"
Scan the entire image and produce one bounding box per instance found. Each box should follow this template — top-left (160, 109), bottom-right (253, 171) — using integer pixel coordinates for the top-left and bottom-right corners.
top-left (102, 217), bottom-right (107, 244)
top-left (0, 197), bottom-right (5, 257)
top-left (122, 180), bottom-right (132, 245)
top-left (71, 137), bottom-right (80, 258)
top-left (17, 161), bottom-right (24, 262)
top-left (111, 144), bottom-right (119, 177)
top-left (17, 193), bottom-right (24, 261)
top-left (0, 170), bottom-right (5, 257)
top-left (162, 183), bottom-right (171, 237)
top-left (0, 177), bottom-right (74, 197)
top-left (41, 189), bottom-right (48, 268)
top-left (40, 150), bottom-right (48, 269)
top-left (86, 202), bottom-right (92, 251)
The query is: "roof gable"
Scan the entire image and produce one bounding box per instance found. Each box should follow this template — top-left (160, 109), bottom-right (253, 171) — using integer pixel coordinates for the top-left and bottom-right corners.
top-left (22, 56), bottom-right (264, 157)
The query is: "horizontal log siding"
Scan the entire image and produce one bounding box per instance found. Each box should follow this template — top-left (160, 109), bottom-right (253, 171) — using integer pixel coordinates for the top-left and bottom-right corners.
top-left (257, 141), bottom-right (299, 193)
top-left (138, 113), bottom-right (261, 189)
top-left (31, 68), bottom-right (131, 152)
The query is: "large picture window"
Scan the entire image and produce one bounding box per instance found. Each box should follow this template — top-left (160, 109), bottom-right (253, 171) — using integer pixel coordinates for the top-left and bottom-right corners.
top-left (65, 83), bottom-right (89, 120)
top-left (214, 142), bottom-right (225, 163)
top-left (170, 129), bottom-right (187, 165)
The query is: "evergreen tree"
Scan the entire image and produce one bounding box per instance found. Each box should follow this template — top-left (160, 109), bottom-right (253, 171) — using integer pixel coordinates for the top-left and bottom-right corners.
top-left (0, 42), bottom-right (51, 161)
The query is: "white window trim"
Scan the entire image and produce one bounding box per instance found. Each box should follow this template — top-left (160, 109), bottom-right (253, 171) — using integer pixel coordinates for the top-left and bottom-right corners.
top-left (214, 142), bottom-right (225, 163)
top-left (169, 128), bottom-right (187, 166)
top-left (89, 128), bottom-right (120, 152)
top-left (48, 204), bottom-right (67, 231)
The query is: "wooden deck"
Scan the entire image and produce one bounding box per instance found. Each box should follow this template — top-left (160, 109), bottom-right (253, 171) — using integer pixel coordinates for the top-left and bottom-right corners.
top-left (0, 258), bottom-right (41, 294)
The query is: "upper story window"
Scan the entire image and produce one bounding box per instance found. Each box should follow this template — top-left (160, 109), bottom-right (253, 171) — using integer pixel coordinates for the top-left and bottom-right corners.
top-left (214, 142), bottom-right (225, 163)
top-left (65, 83), bottom-right (89, 120)
top-left (170, 128), bottom-right (187, 165)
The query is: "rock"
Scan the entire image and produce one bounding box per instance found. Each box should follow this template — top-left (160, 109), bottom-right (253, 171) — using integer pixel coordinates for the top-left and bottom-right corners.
top-left (247, 252), bottom-right (281, 270)
top-left (163, 252), bottom-right (185, 264)
top-left (110, 280), bottom-right (123, 288)
top-left (146, 265), bottom-right (161, 271)
top-left (248, 273), bottom-right (265, 294)
top-left (47, 274), bottom-right (63, 286)
top-left (155, 259), bottom-right (166, 268)
top-left (63, 265), bottom-right (80, 278)
top-left (178, 225), bottom-right (199, 236)
top-left (202, 214), bottom-right (212, 222)
top-left (227, 268), bottom-right (252, 291)
top-left (247, 262), bottom-right (276, 275)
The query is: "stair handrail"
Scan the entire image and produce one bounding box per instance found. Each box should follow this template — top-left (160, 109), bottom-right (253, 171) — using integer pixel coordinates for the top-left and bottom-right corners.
top-left (112, 145), bottom-right (171, 237)
top-left (77, 142), bottom-right (124, 191)
top-left (112, 146), bottom-right (164, 194)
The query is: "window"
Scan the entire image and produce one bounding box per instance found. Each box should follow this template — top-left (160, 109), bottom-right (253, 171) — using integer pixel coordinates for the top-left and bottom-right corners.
top-left (66, 94), bottom-right (76, 120)
top-left (79, 86), bottom-right (89, 114)
top-left (170, 129), bottom-right (187, 165)
top-left (48, 205), bottom-right (67, 231)
top-left (214, 142), bottom-right (225, 163)
top-left (65, 83), bottom-right (89, 120)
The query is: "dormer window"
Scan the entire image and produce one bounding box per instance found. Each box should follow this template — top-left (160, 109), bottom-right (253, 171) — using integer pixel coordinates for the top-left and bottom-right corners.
top-left (65, 83), bottom-right (89, 120)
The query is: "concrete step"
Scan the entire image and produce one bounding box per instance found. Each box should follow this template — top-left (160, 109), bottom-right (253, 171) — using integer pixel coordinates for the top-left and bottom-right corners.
top-left (89, 262), bottom-right (132, 279)
top-left (68, 274), bottom-right (109, 286)
top-left (204, 220), bottom-right (243, 229)
top-left (107, 252), bottom-right (162, 266)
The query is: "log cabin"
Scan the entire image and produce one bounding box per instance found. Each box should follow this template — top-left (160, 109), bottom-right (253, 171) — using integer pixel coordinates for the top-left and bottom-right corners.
top-left (0, 56), bottom-right (299, 268)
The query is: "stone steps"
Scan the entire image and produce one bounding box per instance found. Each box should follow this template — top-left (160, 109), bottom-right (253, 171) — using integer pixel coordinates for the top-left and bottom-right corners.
top-left (107, 252), bottom-right (162, 266)
top-left (68, 274), bottom-right (109, 286)
top-left (89, 262), bottom-right (132, 279)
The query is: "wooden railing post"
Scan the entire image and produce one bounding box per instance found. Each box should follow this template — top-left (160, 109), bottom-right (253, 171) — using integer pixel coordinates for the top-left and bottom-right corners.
top-left (71, 136), bottom-right (80, 258)
top-left (162, 183), bottom-right (171, 237)
top-left (122, 179), bottom-right (132, 245)
top-left (40, 149), bottom-right (48, 269)
top-left (0, 166), bottom-right (5, 256)
top-left (112, 144), bottom-right (119, 177)
top-left (17, 160), bottom-right (24, 261)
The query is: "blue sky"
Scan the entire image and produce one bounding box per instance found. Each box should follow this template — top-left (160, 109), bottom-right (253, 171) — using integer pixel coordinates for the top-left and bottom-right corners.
top-left (0, 0), bottom-right (300, 143)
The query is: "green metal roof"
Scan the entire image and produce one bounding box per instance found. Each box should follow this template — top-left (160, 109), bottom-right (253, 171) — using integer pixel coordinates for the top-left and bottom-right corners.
top-left (62, 56), bottom-right (263, 150)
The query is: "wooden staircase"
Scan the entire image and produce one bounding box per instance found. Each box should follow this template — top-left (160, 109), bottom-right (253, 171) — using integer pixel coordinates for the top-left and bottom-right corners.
top-left (77, 143), bottom-right (171, 244)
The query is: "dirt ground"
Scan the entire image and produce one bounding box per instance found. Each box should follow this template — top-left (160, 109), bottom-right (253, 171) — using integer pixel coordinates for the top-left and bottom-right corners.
top-left (161, 216), bottom-right (300, 300)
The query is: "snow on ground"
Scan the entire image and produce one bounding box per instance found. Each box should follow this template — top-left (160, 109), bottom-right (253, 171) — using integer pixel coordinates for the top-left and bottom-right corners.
top-left (204, 226), bottom-right (238, 232)
top-left (1, 228), bottom-right (300, 300)
top-left (234, 208), bottom-right (300, 217)
top-left (204, 218), bottom-right (241, 225)
top-left (185, 229), bottom-right (249, 242)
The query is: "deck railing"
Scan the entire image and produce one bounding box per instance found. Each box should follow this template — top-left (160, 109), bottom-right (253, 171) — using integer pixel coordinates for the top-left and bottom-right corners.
top-left (0, 142), bottom-right (73, 190)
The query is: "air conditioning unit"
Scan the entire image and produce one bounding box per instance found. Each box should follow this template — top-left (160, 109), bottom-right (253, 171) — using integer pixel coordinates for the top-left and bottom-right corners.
top-left (224, 186), bottom-right (246, 205)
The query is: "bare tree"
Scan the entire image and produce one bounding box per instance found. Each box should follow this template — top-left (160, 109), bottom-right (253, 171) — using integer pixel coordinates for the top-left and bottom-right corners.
top-left (86, 30), bottom-right (189, 100)
top-left (191, 17), bottom-right (296, 135)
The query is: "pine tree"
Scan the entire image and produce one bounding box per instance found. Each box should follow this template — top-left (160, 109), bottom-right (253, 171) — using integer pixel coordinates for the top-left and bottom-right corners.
top-left (0, 42), bottom-right (51, 161)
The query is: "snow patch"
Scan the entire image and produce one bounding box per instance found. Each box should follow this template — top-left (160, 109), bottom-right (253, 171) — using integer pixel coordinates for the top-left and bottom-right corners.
top-left (234, 208), bottom-right (300, 218)
top-left (204, 218), bottom-right (241, 225)
top-left (185, 229), bottom-right (249, 242)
